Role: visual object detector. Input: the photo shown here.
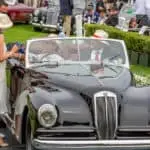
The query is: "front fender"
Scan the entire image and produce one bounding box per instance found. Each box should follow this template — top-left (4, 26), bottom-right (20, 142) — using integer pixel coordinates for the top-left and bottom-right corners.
top-left (27, 95), bottom-right (38, 134)
top-left (29, 87), bottom-right (93, 127)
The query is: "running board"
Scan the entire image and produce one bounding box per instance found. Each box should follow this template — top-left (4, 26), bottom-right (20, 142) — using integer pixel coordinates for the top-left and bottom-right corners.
top-left (1, 113), bottom-right (15, 135)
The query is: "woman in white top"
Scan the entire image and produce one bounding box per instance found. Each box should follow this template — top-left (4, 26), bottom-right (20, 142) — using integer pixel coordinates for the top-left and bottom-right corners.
top-left (0, 0), bottom-right (23, 147)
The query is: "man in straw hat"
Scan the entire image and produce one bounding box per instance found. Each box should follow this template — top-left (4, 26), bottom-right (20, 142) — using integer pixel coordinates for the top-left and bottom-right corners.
top-left (0, 0), bottom-right (24, 147)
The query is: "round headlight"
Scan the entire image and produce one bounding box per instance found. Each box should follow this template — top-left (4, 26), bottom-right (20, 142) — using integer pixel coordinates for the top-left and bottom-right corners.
top-left (42, 16), bottom-right (46, 21)
top-left (34, 17), bottom-right (38, 22)
top-left (34, 9), bottom-right (40, 16)
top-left (40, 20), bottom-right (44, 24)
top-left (38, 104), bottom-right (57, 128)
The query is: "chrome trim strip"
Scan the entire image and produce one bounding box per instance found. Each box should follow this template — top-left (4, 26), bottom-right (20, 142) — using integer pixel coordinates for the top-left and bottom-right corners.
top-left (32, 23), bottom-right (41, 27)
top-left (36, 128), bottom-right (95, 133)
top-left (94, 91), bottom-right (118, 138)
top-left (118, 128), bottom-right (150, 132)
top-left (33, 139), bottom-right (150, 145)
top-left (41, 24), bottom-right (57, 28)
top-left (32, 23), bottom-right (57, 29)
top-left (105, 94), bottom-right (108, 137)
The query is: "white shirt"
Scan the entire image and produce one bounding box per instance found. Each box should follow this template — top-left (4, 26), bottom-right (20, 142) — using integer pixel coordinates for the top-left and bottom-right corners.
top-left (145, 0), bottom-right (150, 18)
top-left (134, 0), bottom-right (146, 15)
top-left (145, 0), bottom-right (150, 9)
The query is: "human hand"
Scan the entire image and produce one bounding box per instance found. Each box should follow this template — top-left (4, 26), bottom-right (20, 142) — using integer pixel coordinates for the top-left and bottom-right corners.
top-left (10, 44), bottom-right (19, 54)
top-left (12, 53), bottom-right (20, 58)
top-left (12, 52), bottom-right (25, 60)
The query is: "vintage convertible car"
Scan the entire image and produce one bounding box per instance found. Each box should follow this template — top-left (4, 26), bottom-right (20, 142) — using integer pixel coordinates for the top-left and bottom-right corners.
top-left (31, 0), bottom-right (76, 33)
top-left (8, 3), bottom-right (34, 23)
top-left (4, 37), bottom-right (150, 150)
top-left (31, 0), bottom-right (60, 31)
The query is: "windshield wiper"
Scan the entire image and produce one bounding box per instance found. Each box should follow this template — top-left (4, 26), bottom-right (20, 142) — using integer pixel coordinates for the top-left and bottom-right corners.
top-left (103, 64), bottom-right (119, 73)
top-left (107, 53), bottom-right (121, 61)
top-left (44, 71), bottom-right (77, 76)
top-left (99, 76), bottom-right (115, 79)
top-left (44, 70), bottom-right (93, 76)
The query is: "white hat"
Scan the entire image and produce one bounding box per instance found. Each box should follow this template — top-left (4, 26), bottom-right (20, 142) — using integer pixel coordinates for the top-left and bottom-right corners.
top-left (93, 30), bottom-right (109, 39)
top-left (0, 13), bottom-right (13, 29)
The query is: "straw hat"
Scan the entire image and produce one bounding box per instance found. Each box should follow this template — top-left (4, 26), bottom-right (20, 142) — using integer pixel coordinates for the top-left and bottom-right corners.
top-left (93, 30), bottom-right (109, 39)
top-left (0, 13), bottom-right (13, 29)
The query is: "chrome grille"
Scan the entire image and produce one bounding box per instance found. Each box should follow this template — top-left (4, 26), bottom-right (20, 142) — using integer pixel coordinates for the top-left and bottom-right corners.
top-left (46, 7), bottom-right (59, 25)
top-left (94, 91), bottom-right (118, 139)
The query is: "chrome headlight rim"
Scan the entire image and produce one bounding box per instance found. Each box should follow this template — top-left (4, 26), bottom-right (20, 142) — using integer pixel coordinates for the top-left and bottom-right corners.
top-left (33, 17), bottom-right (38, 22)
top-left (34, 9), bottom-right (40, 16)
top-left (38, 104), bottom-right (58, 128)
top-left (42, 16), bottom-right (46, 21)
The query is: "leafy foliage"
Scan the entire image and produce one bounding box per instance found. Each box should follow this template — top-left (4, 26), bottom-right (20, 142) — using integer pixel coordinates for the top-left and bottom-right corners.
top-left (131, 65), bottom-right (150, 86)
top-left (134, 73), bottom-right (150, 86)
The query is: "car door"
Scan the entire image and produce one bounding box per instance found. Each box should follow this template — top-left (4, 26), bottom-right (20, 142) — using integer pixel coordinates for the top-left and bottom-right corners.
top-left (7, 59), bottom-right (25, 103)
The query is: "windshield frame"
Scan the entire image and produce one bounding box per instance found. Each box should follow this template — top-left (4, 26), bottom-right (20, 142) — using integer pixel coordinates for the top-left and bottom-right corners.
top-left (25, 37), bottom-right (130, 69)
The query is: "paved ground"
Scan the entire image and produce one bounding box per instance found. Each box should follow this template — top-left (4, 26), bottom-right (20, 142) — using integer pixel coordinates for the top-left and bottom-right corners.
top-left (0, 128), bottom-right (25, 150)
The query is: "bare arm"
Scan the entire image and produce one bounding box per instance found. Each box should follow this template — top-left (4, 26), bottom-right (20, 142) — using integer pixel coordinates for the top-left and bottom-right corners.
top-left (12, 53), bottom-right (25, 60)
top-left (0, 34), bottom-right (19, 62)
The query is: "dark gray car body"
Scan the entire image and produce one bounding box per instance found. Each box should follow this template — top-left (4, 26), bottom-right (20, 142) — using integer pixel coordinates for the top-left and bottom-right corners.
top-left (6, 38), bottom-right (150, 150)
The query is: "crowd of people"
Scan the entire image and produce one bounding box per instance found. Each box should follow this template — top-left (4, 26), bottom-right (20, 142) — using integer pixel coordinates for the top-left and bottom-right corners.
top-left (16, 0), bottom-right (150, 35)
top-left (58, 0), bottom-right (126, 36)
top-left (59, 0), bottom-right (150, 36)
top-left (83, 1), bottom-right (120, 27)
top-left (83, 0), bottom-right (150, 31)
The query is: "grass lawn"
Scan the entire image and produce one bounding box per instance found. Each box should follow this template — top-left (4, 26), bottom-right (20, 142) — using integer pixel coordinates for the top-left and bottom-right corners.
top-left (131, 65), bottom-right (150, 77)
top-left (4, 24), bottom-right (48, 43)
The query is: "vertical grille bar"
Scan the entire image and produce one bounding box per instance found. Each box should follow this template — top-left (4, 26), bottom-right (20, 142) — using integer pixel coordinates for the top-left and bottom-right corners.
top-left (46, 7), bottom-right (59, 26)
top-left (94, 91), bottom-right (118, 139)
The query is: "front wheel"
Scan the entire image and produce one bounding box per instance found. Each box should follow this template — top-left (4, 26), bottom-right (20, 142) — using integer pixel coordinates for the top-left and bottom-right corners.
top-left (26, 116), bottom-right (35, 150)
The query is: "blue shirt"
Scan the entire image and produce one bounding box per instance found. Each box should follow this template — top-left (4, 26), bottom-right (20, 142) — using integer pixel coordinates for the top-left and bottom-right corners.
top-left (83, 11), bottom-right (100, 23)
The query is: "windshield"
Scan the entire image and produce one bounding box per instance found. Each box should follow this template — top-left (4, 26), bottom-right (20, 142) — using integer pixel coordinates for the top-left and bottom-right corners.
top-left (26, 38), bottom-right (127, 78)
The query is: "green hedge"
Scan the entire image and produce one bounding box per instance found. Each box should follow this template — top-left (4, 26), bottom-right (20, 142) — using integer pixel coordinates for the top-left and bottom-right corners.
top-left (84, 24), bottom-right (150, 54)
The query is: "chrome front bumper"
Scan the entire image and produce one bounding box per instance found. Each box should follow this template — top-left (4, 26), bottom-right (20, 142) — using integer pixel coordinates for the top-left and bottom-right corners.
top-left (33, 139), bottom-right (150, 150)
top-left (32, 23), bottom-right (57, 29)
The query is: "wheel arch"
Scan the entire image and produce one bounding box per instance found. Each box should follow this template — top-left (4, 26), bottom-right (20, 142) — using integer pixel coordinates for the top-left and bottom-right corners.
top-left (21, 105), bottom-right (29, 144)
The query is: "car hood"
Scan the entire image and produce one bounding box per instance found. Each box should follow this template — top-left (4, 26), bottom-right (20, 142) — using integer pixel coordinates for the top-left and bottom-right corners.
top-left (29, 67), bottom-right (132, 125)
top-left (34, 67), bottom-right (132, 98)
